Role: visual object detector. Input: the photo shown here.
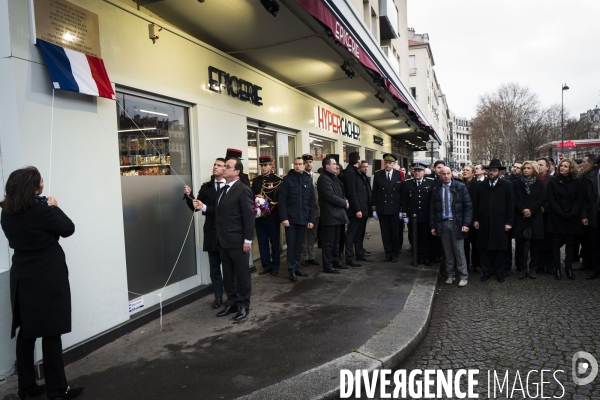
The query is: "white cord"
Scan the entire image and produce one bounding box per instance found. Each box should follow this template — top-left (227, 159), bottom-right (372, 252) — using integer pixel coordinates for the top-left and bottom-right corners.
top-left (48, 89), bottom-right (55, 195)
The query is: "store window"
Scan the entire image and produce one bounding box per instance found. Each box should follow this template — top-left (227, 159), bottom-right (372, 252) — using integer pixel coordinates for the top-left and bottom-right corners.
top-left (343, 143), bottom-right (360, 165)
top-left (116, 92), bottom-right (196, 299)
top-left (247, 127), bottom-right (295, 179)
top-left (309, 135), bottom-right (336, 163)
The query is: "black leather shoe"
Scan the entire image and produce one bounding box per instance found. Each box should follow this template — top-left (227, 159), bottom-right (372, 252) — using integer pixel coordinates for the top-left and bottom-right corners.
top-left (580, 264), bottom-right (589, 271)
top-left (212, 297), bottom-right (222, 309)
top-left (555, 270), bottom-right (562, 280)
top-left (258, 269), bottom-right (272, 275)
top-left (481, 275), bottom-right (491, 282)
top-left (233, 307), bottom-right (249, 322)
top-left (364, 251), bottom-right (372, 254)
top-left (346, 260), bottom-right (362, 267)
top-left (334, 263), bottom-right (350, 269)
top-left (302, 260), bottom-right (309, 266)
top-left (323, 266), bottom-right (340, 274)
top-left (496, 275), bottom-right (505, 283)
top-left (356, 256), bottom-right (373, 262)
top-left (18, 384), bottom-right (46, 400)
top-left (289, 270), bottom-right (297, 282)
top-left (217, 305), bottom-right (238, 317)
top-left (383, 258), bottom-right (392, 262)
top-left (47, 386), bottom-right (83, 400)
top-left (391, 258), bottom-right (398, 263)
top-left (472, 267), bottom-right (481, 273)
top-left (295, 269), bottom-right (309, 277)
top-left (586, 272), bottom-right (600, 280)
top-left (566, 270), bottom-right (575, 280)
top-left (271, 270), bottom-right (279, 276)
top-left (307, 259), bottom-right (320, 266)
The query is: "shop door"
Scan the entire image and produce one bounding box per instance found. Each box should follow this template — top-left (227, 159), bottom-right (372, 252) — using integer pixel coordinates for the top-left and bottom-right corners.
top-left (117, 92), bottom-right (197, 299)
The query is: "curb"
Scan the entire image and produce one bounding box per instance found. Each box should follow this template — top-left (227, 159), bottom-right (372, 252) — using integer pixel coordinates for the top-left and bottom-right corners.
top-left (237, 265), bottom-right (439, 400)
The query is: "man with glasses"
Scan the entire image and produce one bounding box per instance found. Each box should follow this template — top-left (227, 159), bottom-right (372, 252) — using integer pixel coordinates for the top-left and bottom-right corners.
top-left (184, 158), bottom-right (227, 309)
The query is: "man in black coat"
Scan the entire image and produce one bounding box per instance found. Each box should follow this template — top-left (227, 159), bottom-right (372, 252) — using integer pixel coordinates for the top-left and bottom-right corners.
top-left (359, 160), bottom-right (373, 250)
top-left (196, 158), bottom-right (254, 321)
top-left (252, 156), bottom-right (283, 276)
top-left (429, 167), bottom-right (472, 287)
top-left (402, 162), bottom-right (435, 265)
top-left (461, 165), bottom-right (481, 272)
top-left (301, 154), bottom-right (320, 266)
top-left (343, 152), bottom-right (371, 266)
top-left (317, 156), bottom-right (350, 273)
top-left (582, 158), bottom-right (600, 279)
top-left (184, 158), bottom-right (226, 309)
top-left (372, 153), bottom-right (403, 262)
top-left (279, 157), bottom-right (316, 281)
top-left (473, 159), bottom-right (515, 282)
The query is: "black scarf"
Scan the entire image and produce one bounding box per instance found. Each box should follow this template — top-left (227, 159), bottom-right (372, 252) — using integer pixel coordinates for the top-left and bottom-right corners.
top-left (34, 195), bottom-right (48, 205)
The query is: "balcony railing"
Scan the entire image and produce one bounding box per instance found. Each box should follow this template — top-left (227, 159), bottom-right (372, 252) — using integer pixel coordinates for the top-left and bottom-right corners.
top-left (409, 68), bottom-right (417, 76)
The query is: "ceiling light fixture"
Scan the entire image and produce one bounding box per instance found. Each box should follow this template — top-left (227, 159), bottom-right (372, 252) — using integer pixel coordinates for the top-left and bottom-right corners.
top-left (374, 92), bottom-right (385, 103)
top-left (260, 0), bottom-right (280, 17)
top-left (340, 61), bottom-right (355, 79)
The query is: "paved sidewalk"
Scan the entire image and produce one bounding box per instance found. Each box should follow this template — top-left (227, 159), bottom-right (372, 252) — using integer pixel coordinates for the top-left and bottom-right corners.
top-left (387, 269), bottom-right (600, 400)
top-left (1, 221), bottom-right (438, 400)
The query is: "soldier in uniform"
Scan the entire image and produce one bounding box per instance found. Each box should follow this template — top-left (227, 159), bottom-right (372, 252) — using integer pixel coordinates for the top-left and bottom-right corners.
top-left (301, 154), bottom-right (320, 266)
top-left (402, 162), bottom-right (435, 265)
top-left (372, 153), bottom-right (403, 262)
top-left (252, 156), bottom-right (283, 275)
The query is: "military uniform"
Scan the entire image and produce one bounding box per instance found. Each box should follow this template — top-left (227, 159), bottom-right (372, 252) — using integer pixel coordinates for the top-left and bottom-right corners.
top-left (252, 163), bottom-right (283, 273)
top-left (372, 154), bottom-right (403, 262)
top-left (402, 176), bottom-right (435, 264)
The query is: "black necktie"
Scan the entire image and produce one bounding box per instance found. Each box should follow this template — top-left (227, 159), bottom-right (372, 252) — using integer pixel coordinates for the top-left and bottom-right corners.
top-left (417, 181), bottom-right (421, 187)
top-left (216, 181), bottom-right (222, 191)
top-left (388, 173), bottom-right (391, 181)
top-left (218, 185), bottom-right (229, 206)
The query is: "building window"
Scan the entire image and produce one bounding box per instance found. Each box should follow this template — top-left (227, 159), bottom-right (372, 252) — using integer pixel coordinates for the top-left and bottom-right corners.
top-left (410, 87), bottom-right (417, 99)
top-left (116, 91), bottom-right (196, 298)
top-left (343, 143), bottom-right (360, 165)
top-left (309, 135), bottom-right (336, 162)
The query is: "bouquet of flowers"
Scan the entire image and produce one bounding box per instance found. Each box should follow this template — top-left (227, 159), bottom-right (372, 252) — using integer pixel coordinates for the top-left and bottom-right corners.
top-left (254, 195), bottom-right (271, 218)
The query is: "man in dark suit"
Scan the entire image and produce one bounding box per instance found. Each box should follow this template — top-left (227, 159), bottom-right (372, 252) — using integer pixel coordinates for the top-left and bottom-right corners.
top-left (184, 158), bottom-right (226, 309)
top-left (358, 160), bottom-right (372, 253)
top-left (317, 156), bottom-right (350, 273)
top-left (402, 162), bottom-right (435, 265)
top-left (343, 152), bottom-right (371, 266)
top-left (252, 156), bottom-right (283, 275)
top-left (195, 157), bottom-right (254, 321)
top-left (473, 159), bottom-right (515, 283)
top-left (372, 153), bottom-right (403, 262)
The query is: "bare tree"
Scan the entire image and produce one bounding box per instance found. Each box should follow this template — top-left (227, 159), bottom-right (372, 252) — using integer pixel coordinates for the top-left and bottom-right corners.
top-left (472, 83), bottom-right (539, 165)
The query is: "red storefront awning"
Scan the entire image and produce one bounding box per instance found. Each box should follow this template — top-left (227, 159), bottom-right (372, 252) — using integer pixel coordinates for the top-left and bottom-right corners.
top-left (295, 0), bottom-right (433, 137)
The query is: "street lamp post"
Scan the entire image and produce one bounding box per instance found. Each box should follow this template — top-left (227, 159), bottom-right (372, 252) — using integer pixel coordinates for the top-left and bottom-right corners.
top-left (561, 83), bottom-right (569, 160)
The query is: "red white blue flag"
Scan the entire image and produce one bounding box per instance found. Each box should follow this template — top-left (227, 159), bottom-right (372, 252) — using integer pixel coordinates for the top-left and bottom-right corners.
top-left (36, 39), bottom-right (115, 100)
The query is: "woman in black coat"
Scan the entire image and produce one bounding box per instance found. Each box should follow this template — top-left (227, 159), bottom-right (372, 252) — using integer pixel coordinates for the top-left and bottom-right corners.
top-left (513, 161), bottom-right (545, 279)
top-left (0, 167), bottom-right (83, 400)
top-left (547, 159), bottom-right (585, 280)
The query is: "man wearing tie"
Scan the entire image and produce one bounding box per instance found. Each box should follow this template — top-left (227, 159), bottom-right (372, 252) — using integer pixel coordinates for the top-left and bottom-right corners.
top-left (301, 154), bottom-right (320, 266)
top-left (195, 157), bottom-right (254, 321)
top-left (473, 159), bottom-right (514, 283)
top-left (372, 153), bottom-right (403, 262)
top-left (184, 158), bottom-right (226, 309)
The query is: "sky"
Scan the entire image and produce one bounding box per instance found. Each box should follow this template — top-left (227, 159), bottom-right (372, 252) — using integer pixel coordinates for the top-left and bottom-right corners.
top-left (407, 0), bottom-right (600, 120)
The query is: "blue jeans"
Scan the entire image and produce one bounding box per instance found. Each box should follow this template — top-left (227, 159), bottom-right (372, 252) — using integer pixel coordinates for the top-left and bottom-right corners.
top-left (256, 224), bottom-right (280, 271)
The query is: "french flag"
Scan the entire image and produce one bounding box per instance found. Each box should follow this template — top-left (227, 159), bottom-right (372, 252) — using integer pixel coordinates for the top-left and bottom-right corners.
top-left (36, 39), bottom-right (115, 100)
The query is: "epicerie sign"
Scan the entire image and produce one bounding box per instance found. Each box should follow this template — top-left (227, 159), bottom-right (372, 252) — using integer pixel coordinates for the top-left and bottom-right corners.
top-left (340, 352), bottom-right (598, 398)
top-left (315, 106), bottom-right (360, 141)
top-left (208, 66), bottom-right (263, 107)
top-left (334, 21), bottom-right (360, 58)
